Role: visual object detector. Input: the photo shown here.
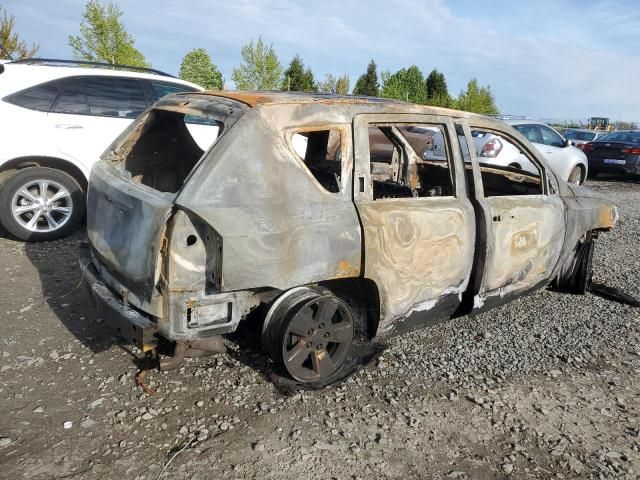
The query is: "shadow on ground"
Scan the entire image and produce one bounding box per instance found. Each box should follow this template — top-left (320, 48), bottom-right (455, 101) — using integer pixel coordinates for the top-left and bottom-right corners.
top-left (21, 229), bottom-right (121, 354)
top-left (586, 173), bottom-right (640, 185)
top-left (18, 226), bottom-right (277, 377)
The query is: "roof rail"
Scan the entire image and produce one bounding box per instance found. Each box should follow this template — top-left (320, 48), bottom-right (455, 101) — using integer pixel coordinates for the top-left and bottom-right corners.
top-left (8, 58), bottom-right (175, 78)
top-left (492, 114), bottom-right (529, 120)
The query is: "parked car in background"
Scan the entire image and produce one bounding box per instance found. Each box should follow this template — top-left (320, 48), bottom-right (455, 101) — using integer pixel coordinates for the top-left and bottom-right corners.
top-left (474, 119), bottom-right (588, 185)
top-left (583, 130), bottom-right (640, 178)
top-left (81, 91), bottom-right (617, 387)
top-left (0, 58), bottom-right (203, 241)
top-left (564, 128), bottom-right (602, 150)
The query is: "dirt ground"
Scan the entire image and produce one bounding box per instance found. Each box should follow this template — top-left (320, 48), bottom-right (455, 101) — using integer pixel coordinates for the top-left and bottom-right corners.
top-left (1, 178), bottom-right (639, 479)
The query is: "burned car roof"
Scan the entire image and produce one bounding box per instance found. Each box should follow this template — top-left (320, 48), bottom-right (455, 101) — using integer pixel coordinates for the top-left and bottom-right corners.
top-left (173, 90), bottom-right (490, 121)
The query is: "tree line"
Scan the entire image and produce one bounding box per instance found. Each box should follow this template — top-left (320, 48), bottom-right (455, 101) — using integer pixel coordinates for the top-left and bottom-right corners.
top-left (1, 1), bottom-right (498, 114)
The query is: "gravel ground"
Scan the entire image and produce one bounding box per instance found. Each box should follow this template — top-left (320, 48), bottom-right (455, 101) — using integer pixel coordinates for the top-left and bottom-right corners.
top-left (1, 177), bottom-right (639, 479)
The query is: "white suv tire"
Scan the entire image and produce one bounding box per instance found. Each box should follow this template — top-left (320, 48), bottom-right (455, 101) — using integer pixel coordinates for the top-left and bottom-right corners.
top-left (0, 167), bottom-right (84, 241)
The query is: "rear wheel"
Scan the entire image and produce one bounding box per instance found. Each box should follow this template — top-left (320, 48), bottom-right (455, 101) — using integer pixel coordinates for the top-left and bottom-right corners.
top-left (568, 165), bottom-right (583, 185)
top-left (263, 287), bottom-right (362, 386)
top-left (0, 167), bottom-right (84, 241)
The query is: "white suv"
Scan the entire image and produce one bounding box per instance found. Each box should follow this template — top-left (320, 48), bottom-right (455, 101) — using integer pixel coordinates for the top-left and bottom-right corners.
top-left (472, 118), bottom-right (588, 185)
top-left (0, 58), bottom-right (203, 241)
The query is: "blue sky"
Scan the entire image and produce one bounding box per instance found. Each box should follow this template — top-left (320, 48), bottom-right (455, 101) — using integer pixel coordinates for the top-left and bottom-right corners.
top-left (4, 0), bottom-right (640, 121)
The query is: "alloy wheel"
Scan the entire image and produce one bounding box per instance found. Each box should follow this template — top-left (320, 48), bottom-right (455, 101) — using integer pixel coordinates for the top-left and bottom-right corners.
top-left (281, 295), bottom-right (354, 382)
top-left (11, 179), bottom-right (73, 232)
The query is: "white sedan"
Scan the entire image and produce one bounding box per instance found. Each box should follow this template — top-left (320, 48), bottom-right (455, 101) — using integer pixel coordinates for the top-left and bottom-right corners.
top-left (472, 119), bottom-right (588, 184)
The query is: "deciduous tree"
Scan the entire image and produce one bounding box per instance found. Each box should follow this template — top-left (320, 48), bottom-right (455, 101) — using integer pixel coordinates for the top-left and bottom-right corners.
top-left (0, 6), bottom-right (39, 60)
top-left (380, 65), bottom-right (426, 104)
top-left (179, 48), bottom-right (223, 90)
top-left (335, 74), bottom-right (350, 95)
top-left (318, 73), bottom-right (350, 94)
top-left (454, 78), bottom-right (499, 115)
top-left (231, 36), bottom-right (283, 90)
top-left (68, 0), bottom-right (149, 67)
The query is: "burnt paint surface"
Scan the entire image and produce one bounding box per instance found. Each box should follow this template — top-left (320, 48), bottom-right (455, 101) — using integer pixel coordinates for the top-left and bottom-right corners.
top-left (176, 105), bottom-right (363, 292)
top-left (86, 92), bottom-right (619, 342)
top-left (357, 198), bottom-right (475, 334)
top-left (479, 196), bottom-right (566, 296)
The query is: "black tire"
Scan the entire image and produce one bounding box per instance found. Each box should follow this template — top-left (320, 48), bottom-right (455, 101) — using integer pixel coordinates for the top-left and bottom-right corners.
top-left (573, 235), bottom-right (594, 294)
top-left (0, 169), bottom-right (17, 189)
top-left (0, 167), bottom-right (84, 242)
top-left (262, 286), bottom-right (368, 387)
top-left (588, 168), bottom-right (599, 178)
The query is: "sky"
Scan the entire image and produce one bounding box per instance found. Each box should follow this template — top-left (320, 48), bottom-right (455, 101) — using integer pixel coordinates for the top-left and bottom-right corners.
top-left (4, 0), bottom-right (640, 121)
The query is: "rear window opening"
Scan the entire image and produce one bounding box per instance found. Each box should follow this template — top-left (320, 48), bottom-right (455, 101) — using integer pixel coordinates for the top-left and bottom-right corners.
top-left (107, 95), bottom-right (248, 194)
top-left (119, 110), bottom-right (220, 193)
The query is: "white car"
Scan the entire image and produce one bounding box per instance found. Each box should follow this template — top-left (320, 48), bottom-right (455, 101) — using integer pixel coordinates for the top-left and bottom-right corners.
top-left (0, 58), bottom-right (204, 241)
top-left (472, 119), bottom-right (588, 185)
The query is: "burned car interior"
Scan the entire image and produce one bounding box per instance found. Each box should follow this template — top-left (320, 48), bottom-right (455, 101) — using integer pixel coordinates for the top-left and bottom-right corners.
top-left (120, 110), bottom-right (212, 193)
top-left (111, 95), bottom-right (247, 193)
top-left (292, 129), bottom-right (342, 193)
top-left (83, 92), bottom-right (619, 386)
top-left (368, 124), bottom-right (455, 199)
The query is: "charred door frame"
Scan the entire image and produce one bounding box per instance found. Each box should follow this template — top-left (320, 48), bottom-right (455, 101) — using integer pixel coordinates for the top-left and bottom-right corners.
top-left (352, 113), bottom-right (476, 337)
top-left (457, 119), bottom-right (567, 311)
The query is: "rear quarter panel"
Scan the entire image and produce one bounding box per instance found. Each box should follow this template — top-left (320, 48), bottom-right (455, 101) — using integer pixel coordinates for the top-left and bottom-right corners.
top-left (176, 107), bottom-right (363, 291)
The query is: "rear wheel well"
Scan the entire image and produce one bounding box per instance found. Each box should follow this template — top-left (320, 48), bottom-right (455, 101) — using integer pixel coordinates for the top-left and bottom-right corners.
top-left (508, 162), bottom-right (522, 169)
top-left (0, 157), bottom-right (88, 192)
top-left (317, 277), bottom-right (380, 339)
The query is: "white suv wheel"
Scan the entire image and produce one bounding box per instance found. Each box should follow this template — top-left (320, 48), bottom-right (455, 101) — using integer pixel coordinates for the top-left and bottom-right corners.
top-left (0, 167), bottom-right (84, 241)
top-left (11, 179), bottom-right (73, 232)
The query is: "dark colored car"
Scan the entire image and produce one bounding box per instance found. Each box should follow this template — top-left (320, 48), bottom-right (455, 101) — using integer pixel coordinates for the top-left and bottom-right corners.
top-left (584, 130), bottom-right (640, 178)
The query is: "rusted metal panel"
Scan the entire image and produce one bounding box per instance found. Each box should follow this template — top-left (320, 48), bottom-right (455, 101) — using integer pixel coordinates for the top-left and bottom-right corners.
top-left (352, 113), bottom-right (475, 334)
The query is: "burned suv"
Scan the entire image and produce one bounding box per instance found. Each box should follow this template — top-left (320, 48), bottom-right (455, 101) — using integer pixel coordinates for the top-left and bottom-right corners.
top-left (82, 92), bottom-right (618, 387)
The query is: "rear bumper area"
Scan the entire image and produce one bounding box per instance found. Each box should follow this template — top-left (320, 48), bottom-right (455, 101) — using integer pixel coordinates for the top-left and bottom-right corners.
top-left (589, 157), bottom-right (640, 176)
top-left (80, 249), bottom-right (158, 352)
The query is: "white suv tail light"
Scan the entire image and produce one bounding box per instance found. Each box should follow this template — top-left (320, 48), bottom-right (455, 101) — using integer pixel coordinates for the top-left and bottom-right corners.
top-left (480, 138), bottom-right (503, 158)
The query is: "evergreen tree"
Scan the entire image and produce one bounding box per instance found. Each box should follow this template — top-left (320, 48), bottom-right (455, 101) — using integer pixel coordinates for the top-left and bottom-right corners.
top-left (282, 54), bottom-right (316, 92)
top-left (425, 69), bottom-right (452, 107)
top-left (231, 36), bottom-right (283, 90)
top-left (68, 0), bottom-right (149, 67)
top-left (353, 59), bottom-right (379, 96)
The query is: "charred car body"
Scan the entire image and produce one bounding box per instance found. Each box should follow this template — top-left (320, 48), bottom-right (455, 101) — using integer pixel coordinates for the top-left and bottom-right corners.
top-left (82, 92), bottom-right (618, 387)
